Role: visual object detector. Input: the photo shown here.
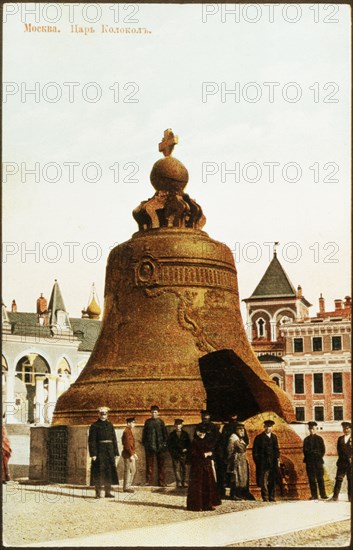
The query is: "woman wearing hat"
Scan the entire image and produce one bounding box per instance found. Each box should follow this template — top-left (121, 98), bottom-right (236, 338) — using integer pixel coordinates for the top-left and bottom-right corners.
top-left (227, 422), bottom-right (254, 500)
top-left (186, 425), bottom-right (221, 511)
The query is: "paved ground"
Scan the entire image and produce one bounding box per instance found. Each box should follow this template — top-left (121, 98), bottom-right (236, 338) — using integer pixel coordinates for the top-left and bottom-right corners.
top-left (2, 483), bottom-right (351, 547)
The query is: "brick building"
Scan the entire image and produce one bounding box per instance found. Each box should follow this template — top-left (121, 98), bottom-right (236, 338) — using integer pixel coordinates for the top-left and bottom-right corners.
top-left (244, 250), bottom-right (351, 427)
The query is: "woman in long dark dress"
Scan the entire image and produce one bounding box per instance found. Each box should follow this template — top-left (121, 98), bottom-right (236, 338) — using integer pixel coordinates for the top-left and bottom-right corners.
top-left (186, 425), bottom-right (222, 511)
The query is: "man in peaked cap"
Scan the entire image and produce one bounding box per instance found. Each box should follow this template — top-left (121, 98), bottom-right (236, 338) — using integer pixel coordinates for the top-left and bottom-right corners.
top-left (331, 421), bottom-right (352, 501)
top-left (88, 407), bottom-right (119, 498)
top-left (142, 405), bottom-right (168, 486)
top-left (121, 417), bottom-right (138, 493)
top-left (167, 419), bottom-right (191, 488)
top-left (252, 420), bottom-right (280, 502)
top-left (303, 421), bottom-right (328, 500)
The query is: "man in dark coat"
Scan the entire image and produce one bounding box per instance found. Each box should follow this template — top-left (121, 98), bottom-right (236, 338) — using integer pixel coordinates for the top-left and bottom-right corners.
top-left (88, 407), bottom-right (119, 498)
top-left (142, 405), bottom-right (168, 486)
top-left (187, 424), bottom-right (222, 511)
top-left (332, 421), bottom-right (352, 501)
top-left (303, 421), bottom-right (328, 500)
top-left (252, 419), bottom-right (280, 502)
top-left (167, 419), bottom-right (191, 488)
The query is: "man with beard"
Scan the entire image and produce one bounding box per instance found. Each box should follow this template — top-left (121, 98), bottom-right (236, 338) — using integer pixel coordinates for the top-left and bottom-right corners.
top-left (142, 405), bottom-right (168, 486)
top-left (88, 407), bottom-right (119, 498)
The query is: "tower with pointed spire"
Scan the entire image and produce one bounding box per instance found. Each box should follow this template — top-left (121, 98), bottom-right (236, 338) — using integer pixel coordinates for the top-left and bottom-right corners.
top-left (48, 280), bottom-right (72, 336)
top-left (243, 245), bottom-right (312, 387)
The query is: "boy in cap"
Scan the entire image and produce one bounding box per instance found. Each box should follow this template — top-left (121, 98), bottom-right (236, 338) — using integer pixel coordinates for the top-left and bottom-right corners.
top-left (88, 407), bottom-right (119, 498)
top-left (142, 405), bottom-right (168, 486)
top-left (303, 421), bottom-right (328, 500)
top-left (167, 419), bottom-right (191, 488)
top-left (122, 417), bottom-right (138, 493)
top-left (332, 421), bottom-right (352, 501)
top-left (252, 420), bottom-right (280, 502)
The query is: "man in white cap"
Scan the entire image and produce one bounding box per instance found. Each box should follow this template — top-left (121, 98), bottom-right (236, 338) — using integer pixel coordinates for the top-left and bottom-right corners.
top-left (88, 407), bottom-right (119, 498)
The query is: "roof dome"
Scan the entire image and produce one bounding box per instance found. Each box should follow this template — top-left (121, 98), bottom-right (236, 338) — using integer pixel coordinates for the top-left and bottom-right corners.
top-left (86, 296), bottom-right (101, 319)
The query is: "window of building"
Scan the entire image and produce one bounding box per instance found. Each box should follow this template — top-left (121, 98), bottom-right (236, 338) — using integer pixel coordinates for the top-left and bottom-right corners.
top-left (294, 338), bottom-right (303, 353)
top-left (333, 372), bottom-right (343, 393)
top-left (333, 406), bottom-right (343, 421)
top-left (332, 336), bottom-right (342, 351)
top-left (312, 337), bottom-right (322, 352)
top-left (294, 373), bottom-right (304, 394)
top-left (295, 407), bottom-right (305, 421)
top-left (313, 373), bottom-right (323, 394)
top-left (314, 406), bottom-right (324, 422)
top-left (273, 376), bottom-right (280, 386)
top-left (257, 318), bottom-right (265, 337)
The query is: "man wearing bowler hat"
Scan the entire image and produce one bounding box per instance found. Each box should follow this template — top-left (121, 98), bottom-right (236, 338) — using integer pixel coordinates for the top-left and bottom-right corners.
top-left (332, 421), bottom-right (352, 501)
top-left (303, 421), bottom-right (328, 500)
top-left (252, 419), bottom-right (280, 502)
top-left (142, 405), bottom-right (168, 486)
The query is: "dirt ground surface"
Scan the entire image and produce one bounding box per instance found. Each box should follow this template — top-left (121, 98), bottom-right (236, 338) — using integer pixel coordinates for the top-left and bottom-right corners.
top-left (2, 483), bottom-right (351, 547)
top-left (228, 520), bottom-right (351, 547)
top-left (3, 483), bottom-right (268, 546)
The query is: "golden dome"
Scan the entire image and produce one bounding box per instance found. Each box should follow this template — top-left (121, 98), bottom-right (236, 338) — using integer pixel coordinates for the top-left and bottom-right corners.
top-left (86, 296), bottom-right (101, 319)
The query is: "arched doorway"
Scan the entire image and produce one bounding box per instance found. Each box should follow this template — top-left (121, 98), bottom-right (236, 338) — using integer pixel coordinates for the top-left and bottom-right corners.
top-left (57, 358), bottom-right (72, 397)
top-left (15, 354), bottom-right (50, 423)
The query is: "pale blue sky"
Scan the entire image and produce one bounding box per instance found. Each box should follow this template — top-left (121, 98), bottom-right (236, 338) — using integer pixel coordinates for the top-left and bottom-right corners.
top-left (3, 4), bottom-right (351, 319)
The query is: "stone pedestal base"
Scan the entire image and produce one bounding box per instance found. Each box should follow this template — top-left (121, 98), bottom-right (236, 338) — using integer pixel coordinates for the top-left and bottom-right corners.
top-left (29, 415), bottom-right (321, 499)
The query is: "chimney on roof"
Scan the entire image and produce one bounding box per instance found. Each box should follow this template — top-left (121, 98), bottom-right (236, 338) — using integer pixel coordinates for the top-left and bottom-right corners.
top-left (319, 294), bottom-right (325, 314)
top-left (297, 285), bottom-right (302, 298)
top-left (11, 300), bottom-right (17, 313)
top-left (37, 293), bottom-right (48, 314)
top-left (334, 299), bottom-right (343, 311)
top-left (344, 296), bottom-right (351, 308)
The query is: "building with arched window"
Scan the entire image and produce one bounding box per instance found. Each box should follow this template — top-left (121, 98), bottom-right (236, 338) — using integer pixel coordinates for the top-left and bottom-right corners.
top-left (244, 251), bottom-right (351, 427)
top-left (2, 281), bottom-right (101, 426)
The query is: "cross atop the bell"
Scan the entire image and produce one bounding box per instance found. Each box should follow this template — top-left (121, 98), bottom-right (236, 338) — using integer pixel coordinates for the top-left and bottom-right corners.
top-left (159, 128), bottom-right (178, 157)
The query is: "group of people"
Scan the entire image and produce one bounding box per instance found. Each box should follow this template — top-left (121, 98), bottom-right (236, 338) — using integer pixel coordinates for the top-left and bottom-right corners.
top-left (86, 406), bottom-right (351, 508)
